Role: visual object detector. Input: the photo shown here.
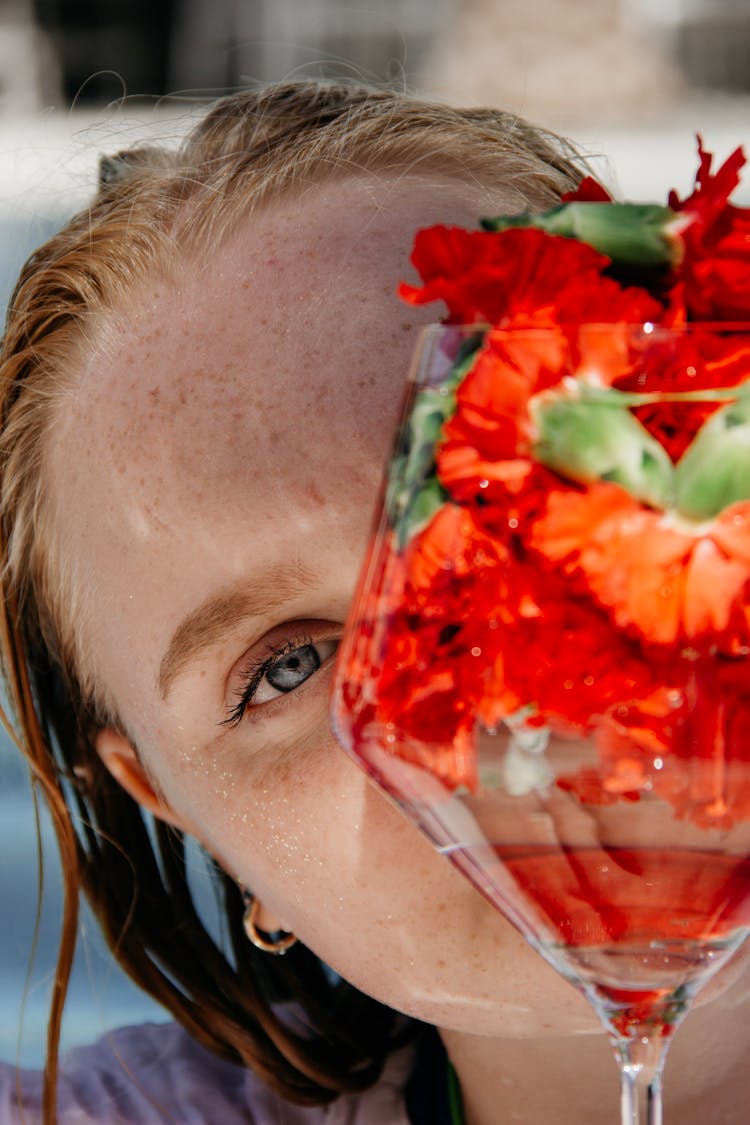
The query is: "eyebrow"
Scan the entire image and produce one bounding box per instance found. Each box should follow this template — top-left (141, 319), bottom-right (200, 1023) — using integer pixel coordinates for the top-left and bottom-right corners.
top-left (157, 562), bottom-right (317, 699)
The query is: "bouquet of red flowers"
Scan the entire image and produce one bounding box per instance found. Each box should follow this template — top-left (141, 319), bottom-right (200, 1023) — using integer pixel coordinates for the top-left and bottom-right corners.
top-left (339, 141), bottom-right (750, 830)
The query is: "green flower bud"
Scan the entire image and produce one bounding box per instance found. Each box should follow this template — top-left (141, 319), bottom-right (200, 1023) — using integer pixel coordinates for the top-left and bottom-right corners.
top-left (387, 339), bottom-right (481, 547)
top-left (397, 476), bottom-right (448, 547)
top-left (530, 392), bottom-right (675, 509)
top-left (675, 396), bottom-right (750, 520)
top-left (481, 202), bottom-right (678, 270)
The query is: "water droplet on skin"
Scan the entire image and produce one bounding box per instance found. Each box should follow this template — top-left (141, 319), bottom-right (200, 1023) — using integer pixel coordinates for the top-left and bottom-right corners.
top-left (471, 646), bottom-right (482, 657)
top-left (654, 758), bottom-right (664, 770)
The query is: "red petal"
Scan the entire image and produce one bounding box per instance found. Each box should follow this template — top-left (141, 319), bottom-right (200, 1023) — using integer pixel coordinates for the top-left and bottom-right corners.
top-left (561, 176), bottom-right (613, 203)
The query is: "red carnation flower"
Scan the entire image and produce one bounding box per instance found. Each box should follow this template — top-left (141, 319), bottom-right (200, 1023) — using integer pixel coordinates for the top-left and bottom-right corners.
top-left (399, 226), bottom-right (661, 327)
top-left (531, 483), bottom-right (750, 646)
top-left (667, 139), bottom-right (750, 321)
top-left (344, 136), bottom-right (750, 832)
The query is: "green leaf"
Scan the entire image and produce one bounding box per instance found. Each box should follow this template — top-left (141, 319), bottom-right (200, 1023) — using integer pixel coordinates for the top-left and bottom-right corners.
top-left (481, 202), bottom-right (677, 269)
top-left (675, 397), bottom-right (750, 520)
top-left (397, 476), bottom-right (450, 548)
top-left (386, 336), bottom-right (484, 547)
top-left (531, 392), bottom-right (675, 509)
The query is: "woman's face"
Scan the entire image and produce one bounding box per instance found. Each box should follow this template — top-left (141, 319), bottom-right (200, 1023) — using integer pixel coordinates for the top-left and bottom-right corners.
top-left (46, 172), bottom-right (601, 1038)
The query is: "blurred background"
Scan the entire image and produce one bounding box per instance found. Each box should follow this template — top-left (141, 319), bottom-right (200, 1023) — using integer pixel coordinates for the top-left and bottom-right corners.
top-left (2, 0), bottom-right (750, 1070)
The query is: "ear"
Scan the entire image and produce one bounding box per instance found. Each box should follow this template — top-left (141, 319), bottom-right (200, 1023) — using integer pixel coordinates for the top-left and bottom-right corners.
top-left (95, 726), bottom-right (190, 832)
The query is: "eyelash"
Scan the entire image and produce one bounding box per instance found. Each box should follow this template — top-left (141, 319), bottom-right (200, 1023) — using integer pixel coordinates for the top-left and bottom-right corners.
top-left (222, 635), bottom-right (313, 728)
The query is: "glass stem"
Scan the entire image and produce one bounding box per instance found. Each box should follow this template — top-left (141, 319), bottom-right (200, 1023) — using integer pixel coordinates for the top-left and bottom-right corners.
top-left (616, 1033), bottom-right (668, 1125)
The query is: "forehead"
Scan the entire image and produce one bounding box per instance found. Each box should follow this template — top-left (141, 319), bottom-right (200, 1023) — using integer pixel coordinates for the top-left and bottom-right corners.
top-left (45, 173), bottom-right (499, 732)
top-left (69, 175), bottom-right (480, 484)
top-left (56, 174), bottom-right (504, 519)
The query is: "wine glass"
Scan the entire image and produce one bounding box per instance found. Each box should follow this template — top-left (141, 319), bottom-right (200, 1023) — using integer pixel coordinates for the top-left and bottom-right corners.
top-left (330, 321), bottom-right (750, 1124)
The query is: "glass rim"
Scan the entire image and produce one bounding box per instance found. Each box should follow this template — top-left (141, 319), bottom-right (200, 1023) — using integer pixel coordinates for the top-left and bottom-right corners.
top-left (415, 320), bottom-right (750, 336)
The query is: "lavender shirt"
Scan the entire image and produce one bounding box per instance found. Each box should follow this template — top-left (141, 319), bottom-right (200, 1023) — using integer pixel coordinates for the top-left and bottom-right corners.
top-left (0, 1022), bottom-right (416, 1123)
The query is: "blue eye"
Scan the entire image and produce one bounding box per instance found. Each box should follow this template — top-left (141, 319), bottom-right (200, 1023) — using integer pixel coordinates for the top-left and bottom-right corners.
top-left (224, 638), bottom-right (338, 727)
top-left (260, 644), bottom-right (324, 698)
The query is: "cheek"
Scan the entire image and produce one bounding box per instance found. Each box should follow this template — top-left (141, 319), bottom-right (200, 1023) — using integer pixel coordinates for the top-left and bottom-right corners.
top-left (166, 729), bottom-right (463, 973)
top-left (166, 728), bottom-right (598, 1034)
top-left (187, 728), bottom-right (425, 928)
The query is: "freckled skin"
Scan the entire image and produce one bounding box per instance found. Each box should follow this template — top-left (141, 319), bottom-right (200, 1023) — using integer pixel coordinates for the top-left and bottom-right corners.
top-left (46, 174), bottom-right (750, 1122)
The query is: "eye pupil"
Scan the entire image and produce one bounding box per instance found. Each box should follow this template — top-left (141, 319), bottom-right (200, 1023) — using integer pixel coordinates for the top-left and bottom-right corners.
top-left (266, 644), bottom-right (322, 692)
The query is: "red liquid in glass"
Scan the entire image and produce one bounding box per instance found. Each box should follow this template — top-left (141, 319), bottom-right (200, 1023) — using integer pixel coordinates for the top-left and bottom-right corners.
top-left (489, 844), bottom-right (750, 949)
top-left (440, 840), bottom-right (750, 1033)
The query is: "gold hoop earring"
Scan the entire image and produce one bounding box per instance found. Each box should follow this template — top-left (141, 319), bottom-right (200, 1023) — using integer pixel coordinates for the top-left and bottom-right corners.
top-left (241, 890), bottom-right (297, 955)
